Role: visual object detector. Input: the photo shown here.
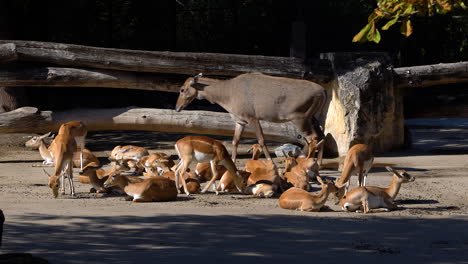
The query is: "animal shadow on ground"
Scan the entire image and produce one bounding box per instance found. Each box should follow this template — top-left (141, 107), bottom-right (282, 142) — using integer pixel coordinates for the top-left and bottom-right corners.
top-left (3, 214), bottom-right (468, 264)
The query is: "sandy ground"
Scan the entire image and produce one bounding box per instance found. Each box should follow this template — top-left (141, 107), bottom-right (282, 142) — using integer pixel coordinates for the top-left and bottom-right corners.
top-left (0, 122), bottom-right (467, 264)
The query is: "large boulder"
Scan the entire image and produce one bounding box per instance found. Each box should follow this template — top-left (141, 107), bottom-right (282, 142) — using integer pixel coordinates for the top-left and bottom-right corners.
top-left (319, 53), bottom-right (404, 157)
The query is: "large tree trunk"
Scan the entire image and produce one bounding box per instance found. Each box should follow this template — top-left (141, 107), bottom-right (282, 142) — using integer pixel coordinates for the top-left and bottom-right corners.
top-left (0, 107), bottom-right (303, 144)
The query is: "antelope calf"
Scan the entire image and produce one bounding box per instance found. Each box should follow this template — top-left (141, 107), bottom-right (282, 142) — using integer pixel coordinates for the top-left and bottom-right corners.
top-left (103, 173), bottom-right (177, 202)
top-left (174, 135), bottom-right (245, 195)
top-left (278, 177), bottom-right (339, 212)
top-left (332, 144), bottom-right (374, 203)
top-left (340, 167), bottom-right (415, 213)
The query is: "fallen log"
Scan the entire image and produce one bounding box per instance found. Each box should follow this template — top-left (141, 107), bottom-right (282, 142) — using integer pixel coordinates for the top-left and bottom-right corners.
top-left (0, 40), bottom-right (331, 81)
top-left (0, 43), bottom-right (17, 63)
top-left (0, 66), bottom-right (183, 92)
top-left (393, 61), bottom-right (468, 88)
top-left (0, 107), bottom-right (303, 144)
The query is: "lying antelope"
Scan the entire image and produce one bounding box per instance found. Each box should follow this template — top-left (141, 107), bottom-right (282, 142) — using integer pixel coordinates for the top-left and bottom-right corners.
top-left (174, 135), bottom-right (245, 195)
top-left (78, 162), bottom-right (123, 194)
top-left (194, 162), bottom-right (227, 182)
top-left (59, 121), bottom-right (87, 170)
top-left (332, 144), bottom-right (374, 203)
top-left (175, 72), bottom-right (327, 165)
top-left (282, 156), bottom-right (322, 191)
top-left (340, 167), bottom-right (415, 213)
top-left (161, 170), bottom-right (201, 194)
top-left (25, 132), bottom-right (100, 168)
top-left (244, 183), bottom-right (276, 198)
top-left (103, 173), bottom-right (178, 202)
top-left (141, 153), bottom-right (175, 176)
top-left (45, 122), bottom-right (79, 197)
top-left (278, 177), bottom-right (339, 212)
top-left (217, 170), bottom-right (251, 193)
top-left (109, 145), bottom-right (149, 174)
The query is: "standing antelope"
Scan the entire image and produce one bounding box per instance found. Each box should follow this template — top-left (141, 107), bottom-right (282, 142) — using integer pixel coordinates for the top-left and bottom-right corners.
top-left (59, 121), bottom-right (87, 170)
top-left (340, 167), bottom-right (415, 213)
top-left (332, 144), bottom-right (374, 203)
top-left (44, 122), bottom-right (79, 197)
top-left (174, 135), bottom-right (245, 195)
top-left (175, 72), bottom-right (327, 164)
top-left (278, 177), bottom-right (338, 212)
top-left (25, 132), bottom-right (100, 168)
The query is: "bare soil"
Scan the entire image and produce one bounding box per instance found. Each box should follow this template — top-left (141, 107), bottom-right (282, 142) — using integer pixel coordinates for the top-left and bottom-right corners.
top-left (0, 126), bottom-right (467, 264)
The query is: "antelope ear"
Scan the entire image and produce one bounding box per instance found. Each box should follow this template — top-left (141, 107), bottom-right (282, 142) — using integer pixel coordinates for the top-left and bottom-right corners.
top-left (385, 166), bottom-right (394, 173)
top-left (40, 132), bottom-right (52, 139)
top-left (43, 168), bottom-right (51, 178)
top-left (316, 139), bottom-right (325, 148)
top-left (335, 182), bottom-right (347, 189)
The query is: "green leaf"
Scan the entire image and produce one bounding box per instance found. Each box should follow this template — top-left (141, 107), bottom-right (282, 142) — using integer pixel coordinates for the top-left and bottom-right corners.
top-left (352, 23), bottom-right (372, 43)
top-left (382, 13), bottom-right (400, 30)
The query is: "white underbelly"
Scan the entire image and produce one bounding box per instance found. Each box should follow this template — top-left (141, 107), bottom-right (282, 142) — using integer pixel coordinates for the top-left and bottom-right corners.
top-left (194, 151), bottom-right (214, 163)
top-left (368, 195), bottom-right (387, 209)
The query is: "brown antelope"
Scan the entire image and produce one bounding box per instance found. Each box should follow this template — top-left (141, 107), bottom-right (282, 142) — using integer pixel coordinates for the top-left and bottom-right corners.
top-left (109, 145), bottom-right (149, 174)
top-left (78, 162), bottom-right (123, 194)
top-left (142, 153), bottom-right (175, 175)
top-left (25, 132), bottom-right (100, 168)
top-left (161, 170), bottom-right (201, 194)
top-left (175, 72), bottom-right (327, 165)
top-left (59, 121), bottom-right (87, 170)
top-left (44, 122), bottom-right (79, 197)
top-left (247, 144), bottom-right (263, 160)
top-left (332, 144), bottom-right (374, 203)
top-left (244, 183), bottom-right (276, 198)
top-left (174, 135), bottom-right (245, 195)
top-left (340, 167), bottom-right (415, 213)
top-left (282, 155), bottom-right (322, 191)
top-left (278, 177), bottom-right (339, 212)
top-left (217, 170), bottom-right (251, 193)
top-left (103, 173), bottom-right (178, 202)
top-left (194, 162), bottom-right (227, 182)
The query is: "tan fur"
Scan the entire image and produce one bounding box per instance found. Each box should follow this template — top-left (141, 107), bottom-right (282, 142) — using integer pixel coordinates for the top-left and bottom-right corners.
top-left (340, 167), bottom-right (415, 213)
top-left (103, 174), bottom-right (177, 202)
top-left (58, 121), bottom-right (87, 170)
top-left (282, 157), bottom-right (320, 191)
top-left (332, 144), bottom-right (374, 202)
top-left (109, 145), bottom-right (149, 174)
top-left (244, 183), bottom-right (276, 198)
top-left (79, 162), bottom-right (122, 194)
top-left (194, 162), bottom-right (227, 182)
top-left (278, 177), bottom-right (338, 212)
top-left (247, 144), bottom-right (262, 160)
top-left (175, 73), bottom-right (327, 166)
top-left (161, 170), bottom-right (200, 194)
top-left (174, 135), bottom-right (245, 195)
top-left (217, 170), bottom-right (251, 193)
top-left (46, 122), bottom-right (79, 197)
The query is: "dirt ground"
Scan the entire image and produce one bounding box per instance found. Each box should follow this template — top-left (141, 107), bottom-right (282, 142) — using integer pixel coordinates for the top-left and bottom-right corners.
top-left (0, 121), bottom-right (467, 264)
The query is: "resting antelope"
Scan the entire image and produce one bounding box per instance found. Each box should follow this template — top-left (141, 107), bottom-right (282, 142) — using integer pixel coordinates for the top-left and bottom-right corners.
top-left (78, 162), bottom-right (123, 194)
top-left (44, 122), bottom-right (79, 197)
top-left (340, 167), bottom-right (415, 213)
top-left (59, 121), bottom-right (87, 170)
top-left (174, 135), bottom-right (245, 195)
top-left (175, 72), bottom-right (327, 165)
top-left (103, 173), bottom-right (178, 202)
top-left (216, 170), bottom-right (251, 193)
top-left (141, 153), bottom-right (175, 176)
top-left (109, 145), bottom-right (149, 174)
top-left (194, 162), bottom-right (227, 182)
top-left (278, 177), bottom-right (339, 212)
top-left (332, 144), bottom-right (374, 203)
top-left (161, 170), bottom-right (201, 194)
top-left (25, 132), bottom-right (100, 168)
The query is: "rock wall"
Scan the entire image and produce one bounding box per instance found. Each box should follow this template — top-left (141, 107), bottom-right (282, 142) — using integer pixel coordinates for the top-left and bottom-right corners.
top-left (319, 53), bottom-right (404, 157)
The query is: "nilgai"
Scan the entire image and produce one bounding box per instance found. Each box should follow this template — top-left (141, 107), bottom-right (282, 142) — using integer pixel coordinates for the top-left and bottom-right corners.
top-left (175, 72), bottom-right (327, 164)
top-left (340, 167), bottom-right (415, 213)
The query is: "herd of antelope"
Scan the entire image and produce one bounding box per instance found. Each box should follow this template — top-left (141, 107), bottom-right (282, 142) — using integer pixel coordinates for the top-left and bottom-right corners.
top-left (24, 72), bottom-right (416, 213)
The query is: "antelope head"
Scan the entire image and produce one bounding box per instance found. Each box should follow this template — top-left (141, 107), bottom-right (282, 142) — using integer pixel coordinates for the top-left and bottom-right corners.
top-left (175, 73), bottom-right (203, 112)
top-left (25, 132), bottom-right (52, 149)
top-left (103, 170), bottom-right (122, 188)
top-left (386, 166), bottom-right (415, 183)
top-left (43, 169), bottom-right (60, 198)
